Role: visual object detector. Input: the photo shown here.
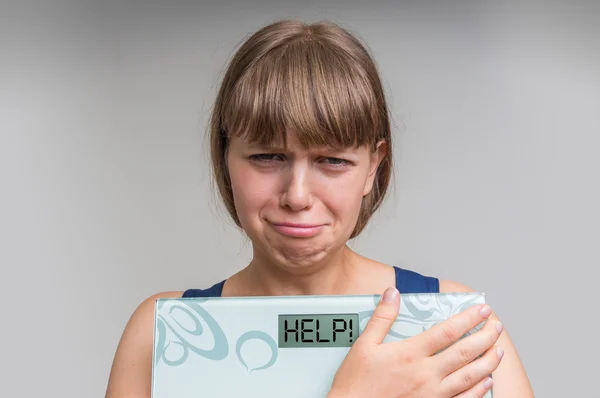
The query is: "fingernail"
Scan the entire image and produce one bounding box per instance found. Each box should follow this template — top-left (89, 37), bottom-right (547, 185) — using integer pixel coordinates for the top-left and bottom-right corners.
top-left (483, 377), bottom-right (493, 389)
top-left (480, 305), bottom-right (492, 318)
top-left (381, 287), bottom-right (398, 302)
top-left (496, 321), bottom-right (503, 334)
top-left (497, 347), bottom-right (504, 359)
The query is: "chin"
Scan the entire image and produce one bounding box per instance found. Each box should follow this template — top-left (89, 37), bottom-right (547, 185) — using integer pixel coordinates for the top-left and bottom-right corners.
top-left (282, 248), bottom-right (327, 267)
top-left (266, 240), bottom-right (331, 270)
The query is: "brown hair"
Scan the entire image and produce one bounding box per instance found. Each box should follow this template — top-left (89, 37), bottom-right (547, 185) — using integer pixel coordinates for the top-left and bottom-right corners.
top-left (209, 19), bottom-right (392, 238)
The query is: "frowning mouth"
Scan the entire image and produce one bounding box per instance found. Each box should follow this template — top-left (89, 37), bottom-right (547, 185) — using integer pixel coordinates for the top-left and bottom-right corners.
top-left (269, 222), bottom-right (325, 238)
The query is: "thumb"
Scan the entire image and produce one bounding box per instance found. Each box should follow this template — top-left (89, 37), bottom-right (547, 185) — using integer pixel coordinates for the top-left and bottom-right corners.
top-left (359, 287), bottom-right (400, 345)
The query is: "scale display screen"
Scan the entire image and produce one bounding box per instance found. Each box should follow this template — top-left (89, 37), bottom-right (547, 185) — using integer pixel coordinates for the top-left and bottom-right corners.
top-left (278, 313), bottom-right (359, 348)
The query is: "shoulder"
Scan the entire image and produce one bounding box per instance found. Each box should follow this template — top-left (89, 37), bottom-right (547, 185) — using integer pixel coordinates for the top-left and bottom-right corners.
top-left (439, 280), bottom-right (534, 396)
top-left (118, 290), bottom-right (185, 345)
top-left (125, 290), bottom-right (185, 331)
top-left (105, 291), bottom-right (183, 397)
top-left (439, 279), bottom-right (475, 293)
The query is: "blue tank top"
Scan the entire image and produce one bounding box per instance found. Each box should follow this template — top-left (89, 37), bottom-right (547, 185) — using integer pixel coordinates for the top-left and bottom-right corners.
top-left (182, 266), bottom-right (439, 297)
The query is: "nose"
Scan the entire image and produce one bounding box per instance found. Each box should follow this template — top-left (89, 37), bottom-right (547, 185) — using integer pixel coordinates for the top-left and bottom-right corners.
top-left (279, 165), bottom-right (314, 211)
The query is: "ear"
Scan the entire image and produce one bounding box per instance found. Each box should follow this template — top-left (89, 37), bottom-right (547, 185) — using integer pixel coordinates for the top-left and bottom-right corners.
top-left (363, 140), bottom-right (387, 196)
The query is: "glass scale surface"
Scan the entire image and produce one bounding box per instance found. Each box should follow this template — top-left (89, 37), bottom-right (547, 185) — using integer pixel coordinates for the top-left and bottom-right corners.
top-left (152, 292), bottom-right (491, 397)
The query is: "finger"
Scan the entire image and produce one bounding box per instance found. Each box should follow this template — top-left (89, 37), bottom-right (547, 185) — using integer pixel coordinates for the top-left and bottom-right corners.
top-left (416, 303), bottom-right (491, 356)
top-left (359, 287), bottom-right (400, 345)
top-left (436, 318), bottom-right (503, 377)
top-left (440, 344), bottom-right (503, 397)
top-left (450, 376), bottom-right (494, 398)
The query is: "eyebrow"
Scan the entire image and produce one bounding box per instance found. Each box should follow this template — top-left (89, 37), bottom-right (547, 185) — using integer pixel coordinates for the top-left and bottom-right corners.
top-left (245, 142), bottom-right (361, 154)
top-left (246, 143), bottom-right (285, 151)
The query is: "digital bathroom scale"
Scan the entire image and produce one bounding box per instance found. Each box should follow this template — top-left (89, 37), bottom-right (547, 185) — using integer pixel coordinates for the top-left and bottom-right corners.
top-left (152, 292), bottom-right (491, 398)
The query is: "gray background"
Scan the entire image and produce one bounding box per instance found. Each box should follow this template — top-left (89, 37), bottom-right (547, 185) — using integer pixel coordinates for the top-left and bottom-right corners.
top-left (2, 1), bottom-right (598, 397)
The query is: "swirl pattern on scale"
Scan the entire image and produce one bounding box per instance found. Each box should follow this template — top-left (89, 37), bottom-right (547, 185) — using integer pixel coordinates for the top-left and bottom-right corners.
top-left (358, 293), bottom-right (485, 341)
top-left (155, 299), bottom-right (279, 372)
top-left (235, 331), bottom-right (278, 373)
top-left (155, 299), bottom-right (229, 366)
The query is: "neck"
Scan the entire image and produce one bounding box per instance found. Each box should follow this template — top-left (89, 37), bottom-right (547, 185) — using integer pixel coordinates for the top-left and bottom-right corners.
top-left (241, 245), bottom-right (360, 296)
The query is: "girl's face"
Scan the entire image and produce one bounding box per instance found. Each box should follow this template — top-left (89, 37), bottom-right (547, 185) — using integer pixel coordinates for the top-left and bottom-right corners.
top-left (226, 133), bottom-right (385, 270)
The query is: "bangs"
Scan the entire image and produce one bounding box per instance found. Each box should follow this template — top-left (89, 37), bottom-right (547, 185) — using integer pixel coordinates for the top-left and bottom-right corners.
top-left (221, 37), bottom-right (384, 150)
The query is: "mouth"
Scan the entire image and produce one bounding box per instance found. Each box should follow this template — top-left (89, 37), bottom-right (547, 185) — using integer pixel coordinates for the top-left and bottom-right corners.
top-left (269, 222), bottom-right (325, 238)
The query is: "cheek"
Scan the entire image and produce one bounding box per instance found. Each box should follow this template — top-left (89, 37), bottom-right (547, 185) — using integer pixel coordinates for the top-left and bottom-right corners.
top-left (229, 164), bottom-right (276, 222)
top-left (319, 174), bottom-right (367, 222)
top-left (341, 193), bottom-right (364, 222)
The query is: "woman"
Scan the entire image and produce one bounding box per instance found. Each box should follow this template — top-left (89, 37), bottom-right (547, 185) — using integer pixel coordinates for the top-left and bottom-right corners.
top-left (105, 19), bottom-right (534, 397)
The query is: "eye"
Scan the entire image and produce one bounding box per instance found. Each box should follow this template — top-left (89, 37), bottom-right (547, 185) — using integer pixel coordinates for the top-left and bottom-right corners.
top-left (248, 153), bottom-right (284, 163)
top-left (320, 157), bottom-right (351, 168)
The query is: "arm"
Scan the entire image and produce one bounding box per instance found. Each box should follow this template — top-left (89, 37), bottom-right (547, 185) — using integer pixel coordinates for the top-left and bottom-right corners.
top-left (105, 291), bottom-right (182, 398)
top-left (439, 280), bottom-right (534, 397)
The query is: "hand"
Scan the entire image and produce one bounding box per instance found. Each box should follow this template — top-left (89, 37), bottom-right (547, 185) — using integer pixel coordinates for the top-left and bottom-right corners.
top-left (327, 287), bottom-right (503, 398)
